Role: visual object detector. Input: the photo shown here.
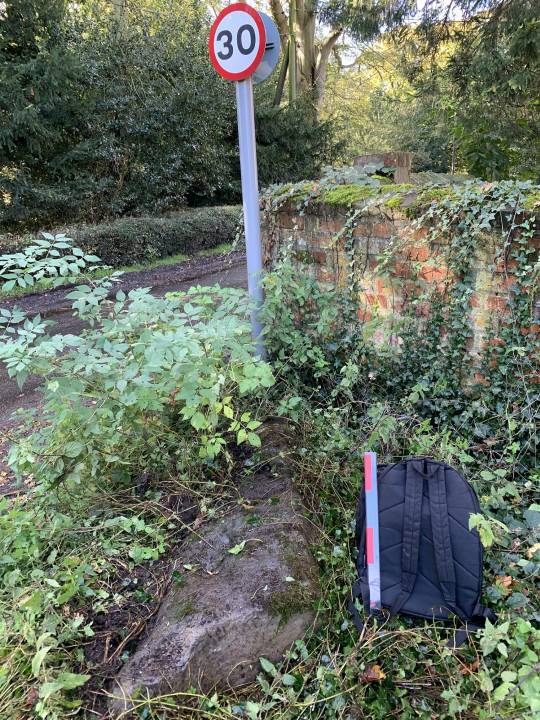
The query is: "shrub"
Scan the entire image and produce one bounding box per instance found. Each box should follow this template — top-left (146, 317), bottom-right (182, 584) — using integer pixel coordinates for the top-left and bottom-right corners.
top-left (0, 3), bottom-right (237, 230)
top-left (0, 206), bottom-right (242, 269)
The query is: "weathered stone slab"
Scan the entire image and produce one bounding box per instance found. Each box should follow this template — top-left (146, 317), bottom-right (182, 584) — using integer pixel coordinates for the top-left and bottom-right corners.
top-left (108, 425), bottom-right (321, 716)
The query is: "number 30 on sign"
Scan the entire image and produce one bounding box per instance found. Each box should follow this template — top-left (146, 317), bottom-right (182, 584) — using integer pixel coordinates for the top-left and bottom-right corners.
top-left (209, 4), bottom-right (266, 81)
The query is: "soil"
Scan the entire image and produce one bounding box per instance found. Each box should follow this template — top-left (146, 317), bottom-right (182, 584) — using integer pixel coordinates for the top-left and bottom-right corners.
top-left (81, 491), bottom-right (199, 719)
top-left (0, 251), bottom-right (247, 319)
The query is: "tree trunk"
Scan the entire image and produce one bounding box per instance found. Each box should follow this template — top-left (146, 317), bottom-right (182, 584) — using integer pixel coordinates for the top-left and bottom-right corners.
top-left (269, 0), bottom-right (342, 111)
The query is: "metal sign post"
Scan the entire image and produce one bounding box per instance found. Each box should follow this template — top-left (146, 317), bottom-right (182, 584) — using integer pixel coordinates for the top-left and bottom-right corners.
top-left (209, 4), bottom-right (279, 360)
top-left (235, 76), bottom-right (264, 358)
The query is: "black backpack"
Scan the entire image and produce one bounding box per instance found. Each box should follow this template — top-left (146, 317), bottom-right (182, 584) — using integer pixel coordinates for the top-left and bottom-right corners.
top-left (349, 457), bottom-right (496, 647)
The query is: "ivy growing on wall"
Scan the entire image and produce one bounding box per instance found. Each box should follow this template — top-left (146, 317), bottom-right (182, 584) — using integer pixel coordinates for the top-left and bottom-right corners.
top-left (261, 168), bottom-right (540, 512)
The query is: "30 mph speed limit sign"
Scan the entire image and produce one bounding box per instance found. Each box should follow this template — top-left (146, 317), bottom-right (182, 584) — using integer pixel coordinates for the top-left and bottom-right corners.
top-left (209, 3), bottom-right (278, 358)
top-left (209, 4), bottom-right (266, 81)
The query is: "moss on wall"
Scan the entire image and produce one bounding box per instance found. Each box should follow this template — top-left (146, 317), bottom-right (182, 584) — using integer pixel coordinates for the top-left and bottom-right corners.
top-left (522, 191), bottom-right (540, 211)
top-left (320, 185), bottom-right (376, 207)
top-left (403, 187), bottom-right (457, 218)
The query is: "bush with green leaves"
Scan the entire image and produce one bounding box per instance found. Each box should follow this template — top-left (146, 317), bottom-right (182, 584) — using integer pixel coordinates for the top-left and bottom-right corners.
top-left (0, 232), bottom-right (101, 293)
top-left (0, 0), bottom-right (237, 229)
top-left (72, 205), bottom-right (242, 268)
top-left (0, 206), bottom-right (242, 276)
top-left (1, 279), bottom-right (274, 489)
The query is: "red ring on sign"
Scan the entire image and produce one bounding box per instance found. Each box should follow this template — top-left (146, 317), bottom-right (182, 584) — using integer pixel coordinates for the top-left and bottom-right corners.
top-left (209, 4), bottom-right (266, 81)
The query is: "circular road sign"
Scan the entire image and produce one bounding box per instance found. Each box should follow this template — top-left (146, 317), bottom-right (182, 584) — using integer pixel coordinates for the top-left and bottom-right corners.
top-left (252, 11), bottom-right (280, 85)
top-left (209, 4), bottom-right (266, 82)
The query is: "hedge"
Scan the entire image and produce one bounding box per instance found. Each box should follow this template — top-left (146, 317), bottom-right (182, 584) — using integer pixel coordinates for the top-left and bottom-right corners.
top-left (0, 206), bottom-right (242, 269)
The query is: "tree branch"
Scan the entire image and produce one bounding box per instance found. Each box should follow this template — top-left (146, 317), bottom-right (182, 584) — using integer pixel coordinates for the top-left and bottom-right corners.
top-left (316, 27), bottom-right (343, 72)
top-left (269, 0), bottom-right (289, 53)
top-left (314, 27), bottom-right (343, 108)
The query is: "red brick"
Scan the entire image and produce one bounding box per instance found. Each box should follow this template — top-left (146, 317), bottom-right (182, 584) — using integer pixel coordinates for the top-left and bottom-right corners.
top-left (420, 266), bottom-right (447, 283)
top-left (312, 250), bottom-right (327, 264)
top-left (353, 224), bottom-right (371, 237)
top-left (394, 262), bottom-right (413, 279)
top-left (357, 309), bottom-right (373, 322)
top-left (364, 293), bottom-right (376, 306)
top-left (407, 244), bottom-right (429, 262)
top-left (279, 214), bottom-right (304, 230)
top-left (319, 219), bottom-right (344, 234)
top-left (377, 294), bottom-right (388, 309)
top-left (487, 296), bottom-right (508, 312)
top-left (317, 267), bottom-right (335, 283)
top-left (410, 228), bottom-right (429, 242)
top-left (372, 222), bottom-right (394, 238)
top-left (469, 293), bottom-right (479, 308)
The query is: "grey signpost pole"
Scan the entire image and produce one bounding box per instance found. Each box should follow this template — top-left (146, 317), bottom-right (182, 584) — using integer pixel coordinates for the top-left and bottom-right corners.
top-left (209, 4), bottom-right (279, 361)
top-left (235, 76), bottom-right (265, 359)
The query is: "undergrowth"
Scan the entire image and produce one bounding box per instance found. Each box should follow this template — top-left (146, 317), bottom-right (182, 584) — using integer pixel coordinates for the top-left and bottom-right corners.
top-left (1, 173), bottom-right (540, 719)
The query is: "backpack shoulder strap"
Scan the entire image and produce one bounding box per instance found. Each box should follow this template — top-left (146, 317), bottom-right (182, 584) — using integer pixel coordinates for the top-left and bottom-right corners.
top-left (389, 461), bottom-right (424, 617)
top-left (425, 462), bottom-right (468, 620)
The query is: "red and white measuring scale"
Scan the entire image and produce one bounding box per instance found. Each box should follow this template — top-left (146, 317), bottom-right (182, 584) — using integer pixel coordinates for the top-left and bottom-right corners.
top-left (364, 452), bottom-right (382, 611)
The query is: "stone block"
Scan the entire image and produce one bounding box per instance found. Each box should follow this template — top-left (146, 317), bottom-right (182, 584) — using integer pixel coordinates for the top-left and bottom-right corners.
top-left (108, 425), bottom-right (321, 717)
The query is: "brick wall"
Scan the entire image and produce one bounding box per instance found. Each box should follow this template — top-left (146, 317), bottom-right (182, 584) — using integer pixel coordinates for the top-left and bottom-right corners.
top-left (261, 196), bottom-right (540, 371)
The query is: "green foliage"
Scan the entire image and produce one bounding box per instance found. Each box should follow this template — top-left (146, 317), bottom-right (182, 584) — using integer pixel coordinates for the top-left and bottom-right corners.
top-left (0, 1), bottom-right (237, 229)
top-left (0, 206), bottom-right (241, 275)
top-left (406, 1), bottom-right (540, 180)
top-left (0, 0), bottom-right (87, 228)
top-left (1, 281), bottom-right (273, 488)
top-left (73, 206), bottom-right (241, 268)
top-left (0, 233), bottom-right (101, 292)
top-left (254, 87), bottom-right (341, 187)
top-left (260, 249), bottom-right (360, 395)
top-left (0, 490), bottom-right (167, 719)
top-left (320, 0), bottom-right (414, 43)
top-left (324, 39), bottom-right (455, 173)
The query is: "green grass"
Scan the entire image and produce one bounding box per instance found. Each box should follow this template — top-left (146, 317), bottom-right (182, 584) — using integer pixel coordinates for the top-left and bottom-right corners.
top-left (0, 243), bottom-right (235, 302)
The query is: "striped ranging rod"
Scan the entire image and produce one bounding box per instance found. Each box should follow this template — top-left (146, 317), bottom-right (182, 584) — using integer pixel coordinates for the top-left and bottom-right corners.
top-left (364, 452), bottom-right (381, 612)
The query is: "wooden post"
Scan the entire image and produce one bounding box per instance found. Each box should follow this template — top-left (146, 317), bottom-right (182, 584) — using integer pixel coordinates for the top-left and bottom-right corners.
top-left (274, 40), bottom-right (289, 106)
top-left (288, 0), bottom-right (296, 103)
